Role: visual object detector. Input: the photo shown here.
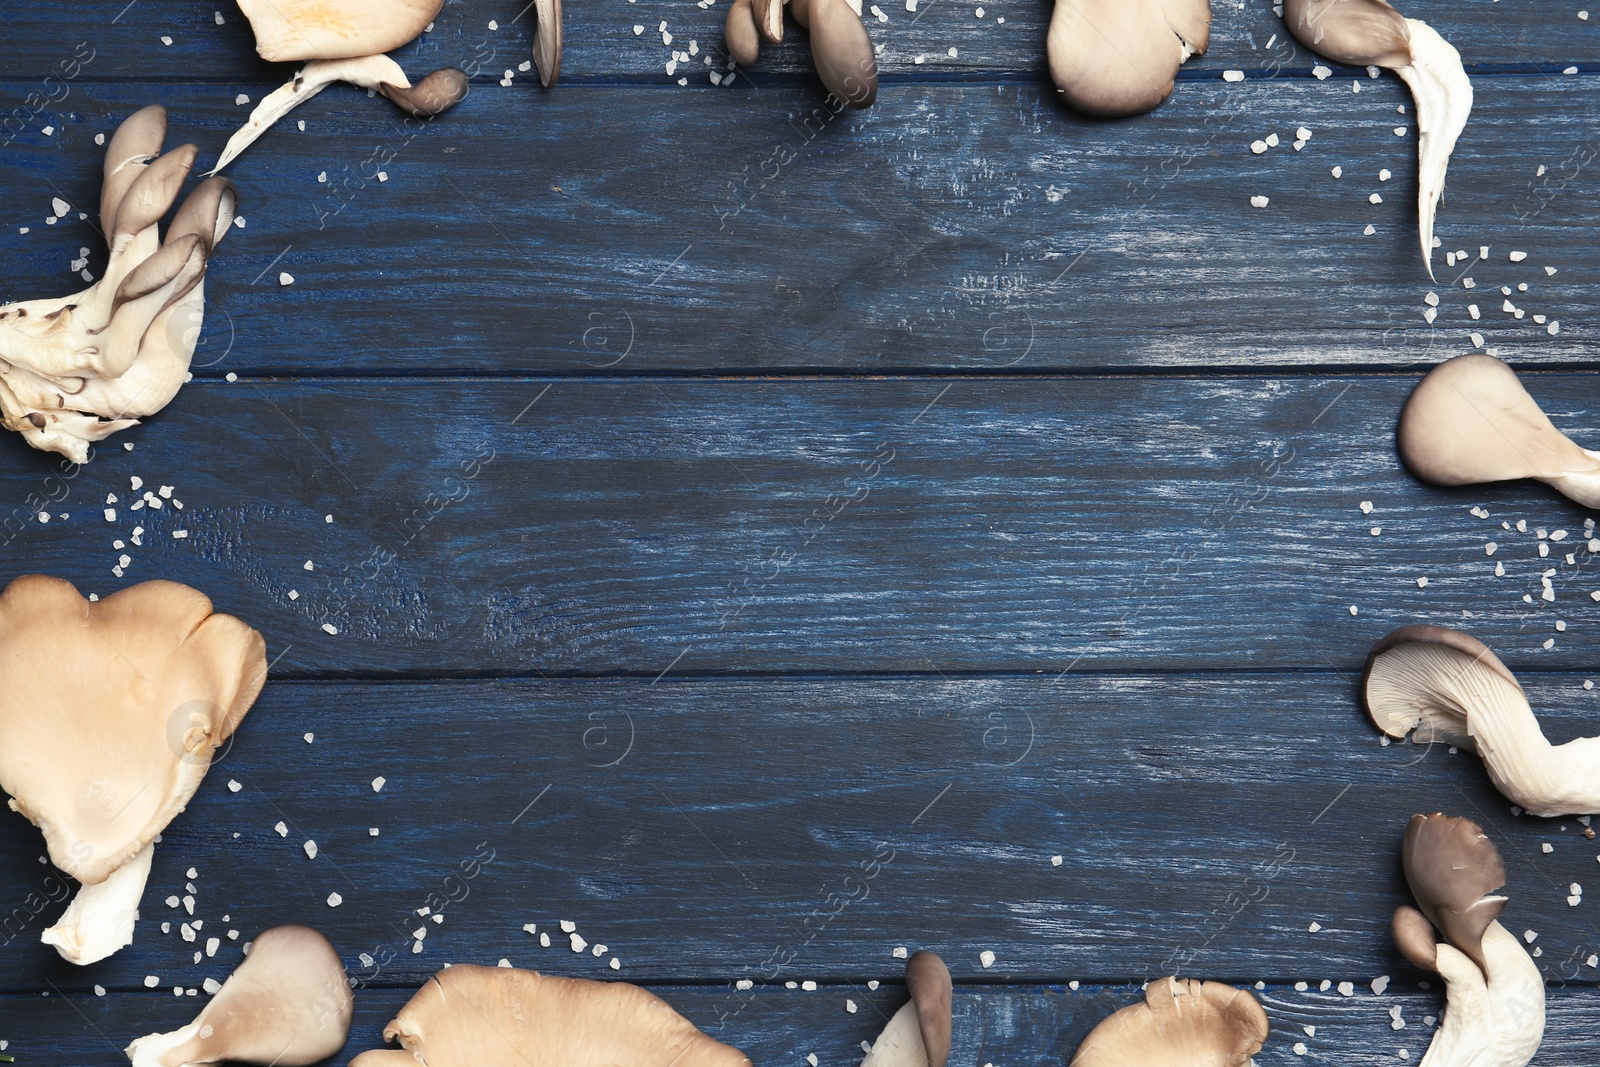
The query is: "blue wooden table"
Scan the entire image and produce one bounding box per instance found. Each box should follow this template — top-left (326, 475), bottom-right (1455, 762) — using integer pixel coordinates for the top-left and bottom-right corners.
top-left (4, 1), bottom-right (1600, 1062)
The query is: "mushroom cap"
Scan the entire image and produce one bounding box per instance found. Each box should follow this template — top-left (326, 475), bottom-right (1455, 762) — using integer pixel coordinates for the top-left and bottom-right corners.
top-left (0, 575), bottom-right (266, 884)
top-left (1397, 354), bottom-right (1600, 490)
top-left (1362, 624), bottom-right (1522, 747)
top-left (808, 0), bottom-right (878, 108)
top-left (1392, 904), bottom-right (1440, 972)
top-left (126, 925), bottom-right (353, 1067)
top-left (350, 964), bottom-right (752, 1067)
top-left (1070, 977), bottom-right (1268, 1067)
top-left (236, 0), bottom-right (445, 62)
top-left (906, 951), bottom-right (952, 1067)
top-left (726, 0), bottom-right (762, 66)
top-left (1047, 0), bottom-right (1211, 118)
top-left (1401, 813), bottom-right (1508, 978)
top-left (1282, 0), bottom-right (1412, 67)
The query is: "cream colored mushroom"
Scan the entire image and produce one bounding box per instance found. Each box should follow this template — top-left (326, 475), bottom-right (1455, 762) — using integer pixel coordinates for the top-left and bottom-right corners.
top-left (125, 925), bottom-right (353, 1067)
top-left (1397, 354), bottom-right (1600, 508)
top-left (1392, 814), bottom-right (1544, 1067)
top-left (0, 107), bottom-right (236, 463)
top-left (0, 575), bottom-right (266, 964)
top-left (533, 0), bottom-right (563, 88)
top-left (1283, 0), bottom-right (1471, 278)
top-left (1047, 0), bottom-right (1211, 118)
top-left (725, 0), bottom-right (878, 109)
top-left (1364, 624), bottom-right (1600, 817)
top-left (860, 950), bottom-right (952, 1067)
top-left (349, 964), bottom-right (752, 1066)
top-left (214, 1), bottom-right (468, 172)
top-left (1069, 977), bottom-right (1267, 1067)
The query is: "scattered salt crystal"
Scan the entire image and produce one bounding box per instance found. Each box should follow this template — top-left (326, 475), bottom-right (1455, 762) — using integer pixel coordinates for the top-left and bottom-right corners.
top-left (1251, 140), bottom-right (1268, 155)
top-left (1369, 193), bottom-right (1384, 205)
top-left (1510, 250), bottom-right (1528, 262)
top-left (1337, 981), bottom-right (1354, 997)
top-left (321, 623), bottom-right (338, 635)
top-left (979, 949), bottom-right (996, 968)
top-left (893, 946), bottom-right (908, 959)
top-left (1309, 921), bottom-right (1322, 932)
top-left (1372, 975), bottom-right (1390, 995)
top-left (1050, 854), bottom-right (1063, 866)
top-left (372, 776), bottom-right (386, 791)
top-left (1223, 70), bottom-right (1245, 82)
top-left (1331, 166), bottom-right (1342, 178)
top-left (228, 779), bottom-right (241, 792)
top-left (1250, 195), bottom-right (1269, 208)
top-left (235, 94), bottom-right (250, 106)
top-left (304, 840), bottom-right (318, 859)
top-left (1313, 65), bottom-right (1331, 79)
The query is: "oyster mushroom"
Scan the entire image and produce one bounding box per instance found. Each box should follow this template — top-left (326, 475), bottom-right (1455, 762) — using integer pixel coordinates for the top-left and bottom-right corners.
top-left (0, 106), bottom-right (237, 463)
top-left (0, 575), bottom-right (266, 964)
top-left (725, 0), bottom-right (878, 109)
top-left (125, 925), bottom-right (354, 1067)
top-left (1283, 0), bottom-right (1471, 278)
top-left (1397, 354), bottom-right (1600, 508)
top-left (350, 964), bottom-right (750, 1066)
top-left (1392, 814), bottom-right (1544, 1067)
top-left (1070, 976), bottom-right (1268, 1066)
top-left (860, 950), bottom-right (952, 1067)
top-left (1047, 0), bottom-right (1211, 118)
top-left (533, 0), bottom-right (564, 87)
top-left (214, 1), bottom-right (468, 172)
top-left (1364, 624), bottom-right (1600, 817)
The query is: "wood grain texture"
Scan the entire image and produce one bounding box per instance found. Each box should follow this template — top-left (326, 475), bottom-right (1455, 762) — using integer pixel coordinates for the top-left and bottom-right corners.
top-left (0, 674), bottom-right (1597, 994)
top-left (6, 981), bottom-right (1600, 1067)
top-left (0, 375), bottom-right (1596, 675)
top-left (1, 76), bottom-right (1598, 374)
top-left (1, 0), bottom-right (1595, 82)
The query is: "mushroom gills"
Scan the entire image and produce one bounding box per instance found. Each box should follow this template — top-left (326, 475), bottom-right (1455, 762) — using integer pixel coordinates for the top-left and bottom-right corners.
top-left (125, 925), bottom-right (354, 1067)
top-left (1070, 976), bottom-right (1268, 1066)
top-left (39, 842), bottom-right (153, 966)
top-left (1047, 0), bottom-right (1212, 118)
top-left (1396, 354), bottom-right (1600, 508)
top-left (534, 0), bottom-right (563, 87)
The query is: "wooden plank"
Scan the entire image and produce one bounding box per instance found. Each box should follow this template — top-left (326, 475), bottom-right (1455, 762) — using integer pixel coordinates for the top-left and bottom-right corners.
top-left (0, 0), bottom-right (1594, 84)
top-left (1, 674), bottom-right (1597, 993)
top-left (0, 374), bottom-right (1596, 675)
top-left (3, 77), bottom-right (1596, 375)
top-left (7, 975), bottom-right (1600, 1065)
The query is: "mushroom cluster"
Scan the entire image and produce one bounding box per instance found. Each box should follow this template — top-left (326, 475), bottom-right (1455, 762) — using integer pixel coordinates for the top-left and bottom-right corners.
top-left (1283, 0), bottom-right (1471, 278)
top-left (725, 0), bottom-right (878, 109)
top-left (0, 106), bottom-right (235, 463)
top-left (1365, 624), bottom-right (1600, 816)
top-left (1070, 976), bottom-right (1269, 1066)
top-left (1047, 0), bottom-right (1211, 118)
top-left (212, 0), bottom-right (472, 173)
top-left (0, 575), bottom-right (266, 964)
top-left (126, 925), bottom-right (354, 1067)
top-left (1396, 354), bottom-right (1600, 509)
top-left (1392, 814), bottom-right (1544, 1067)
top-left (860, 950), bottom-right (952, 1067)
top-left (350, 964), bottom-right (752, 1066)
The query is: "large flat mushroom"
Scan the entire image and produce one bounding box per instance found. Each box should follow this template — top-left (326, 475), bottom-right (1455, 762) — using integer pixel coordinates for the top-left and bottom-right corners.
top-left (860, 950), bottom-right (952, 1067)
top-left (1047, 0), bottom-right (1211, 118)
top-left (1283, 0), bottom-right (1471, 278)
top-left (1070, 976), bottom-right (1268, 1066)
top-left (0, 575), bottom-right (266, 964)
top-left (1391, 814), bottom-right (1544, 1067)
top-left (1396, 354), bottom-right (1600, 508)
top-left (0, 106), bottom-right (237, 462)
top-left (125, 925), bottom-right (354, 1067)
top-left (349, 964), bottom-right (752, 1066)
top-left (1364, 625), bottom-right (1600, 817)
top-left (212, 0), bottom-right (468, 172)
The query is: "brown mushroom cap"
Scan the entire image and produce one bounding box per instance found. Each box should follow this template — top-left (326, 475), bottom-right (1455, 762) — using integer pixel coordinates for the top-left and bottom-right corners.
top-left (0, 575), bottom-right (266, 885)
top-left (906, 951), bottom-right (953, 1067)
top-left (726, 0), bottom-right (763, 65)
top-left (1401, 813), bottom-right (1508, 979)
top-left (349, 964), bottom-right (752, 1067)
top-left (100, 105), bottom-right (167, 237)
top-left (1392, 904), bottom-right (1440, 972)
top-left (237, 0), bottom-right (445, 62)
top-left (1047, 0), bottom-right (1211, 118)
top-left (1071, 977), bottom-right (1267, 1066)
top-left (1361, 624), bottom-right (1522, 747)
top-left (377, 68), bottom-right (472, 117)
top-left (1282, 0), bottom-right (1412, 68)
top-left (1397, 354), bottom-right (1600, 493)
top-left (808, 0), bottom-right (879, 109)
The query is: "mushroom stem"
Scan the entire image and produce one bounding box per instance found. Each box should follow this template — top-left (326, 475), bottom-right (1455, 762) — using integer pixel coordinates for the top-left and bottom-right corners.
top-left (1391, 19), bottom-right (1471, 281)
top-left (1417, 921), bottom-right (1544, 1067)
top-left (39, 842), bottom-right (153, 966)
top-left (208, 55), bottom-right (468, 174)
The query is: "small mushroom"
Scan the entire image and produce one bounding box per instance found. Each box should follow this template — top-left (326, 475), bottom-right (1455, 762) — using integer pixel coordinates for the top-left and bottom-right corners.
top-left (1283, 0), bottom-right (1471, 278)
top-left (533, 0), bottom-right (564, 88)
top-left (1047, 0), bottom-right (1211, 118)
top-left (125, 925), bottom-right (354, 1067)
top-left (214, 2), bottom-right (467, 172)
top-left (1396, 354), bottom-right (1600, 508)
top-left (1364, 625), bottom-right (1600, 817)
top-left (349, 964), bottom-right (752, 1066)
top-left (1391, 814), bottom-right (1544, 1067)
top-left (0, 107), bottom-right (237, 462)
top-left (0, 575), bottom-right (266, 963)
top-left (860, 950), bottom-right (952, 1067)
top-left (725, 0), bottom-right (877, 109)
top-left (1070, 976), bottom-right (1268, 1066)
